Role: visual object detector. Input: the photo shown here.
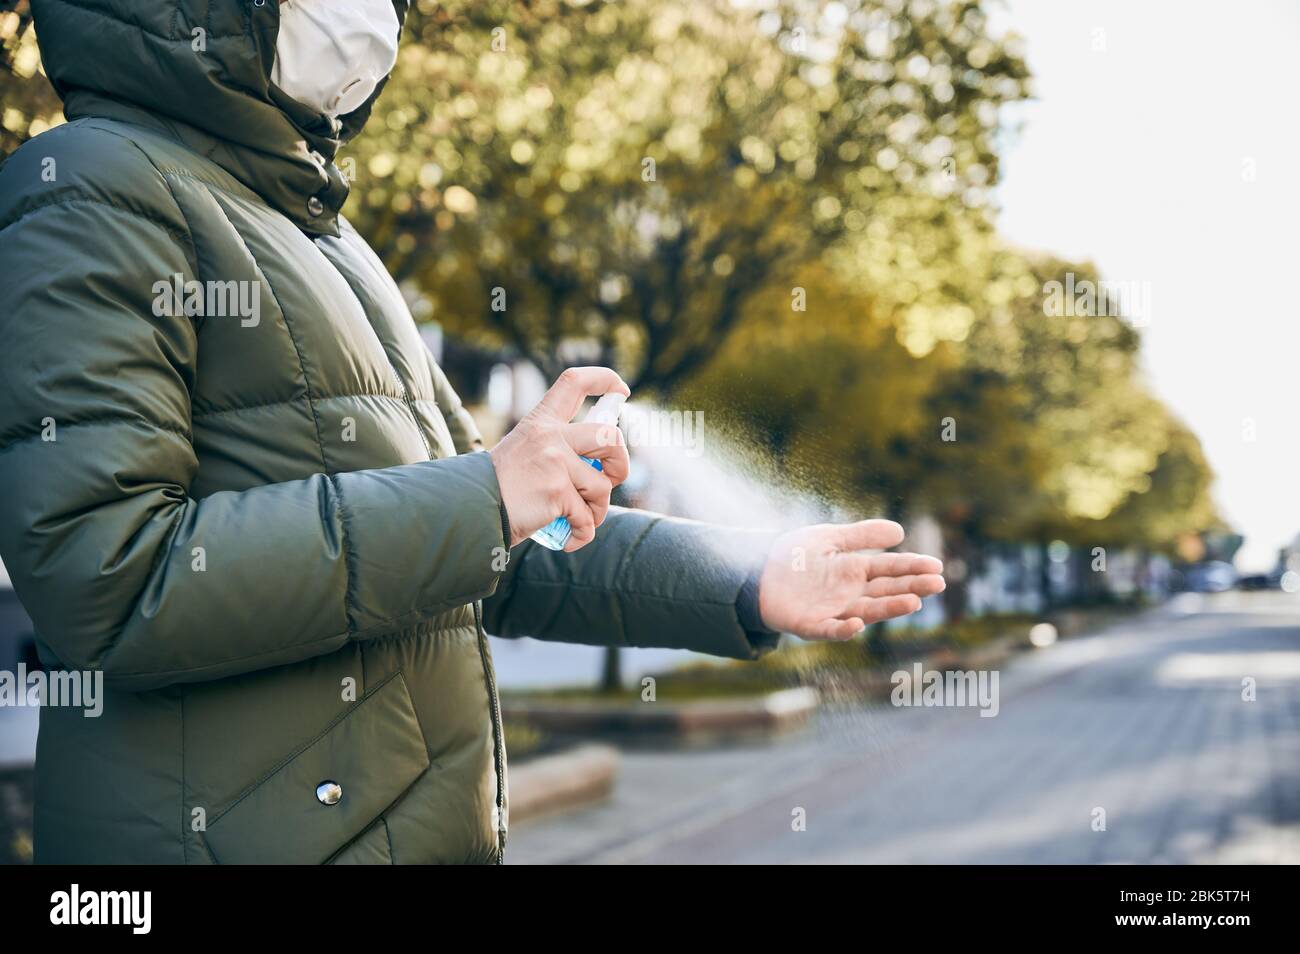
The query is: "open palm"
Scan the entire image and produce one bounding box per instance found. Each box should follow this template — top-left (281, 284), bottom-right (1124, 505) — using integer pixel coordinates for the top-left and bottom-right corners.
top-left (758, 520), bottom-right (945, 641)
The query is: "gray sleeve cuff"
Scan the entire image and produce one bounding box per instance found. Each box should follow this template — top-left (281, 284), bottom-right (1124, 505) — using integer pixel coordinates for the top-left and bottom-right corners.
top-left (736, 562), bottom-right (776, 636)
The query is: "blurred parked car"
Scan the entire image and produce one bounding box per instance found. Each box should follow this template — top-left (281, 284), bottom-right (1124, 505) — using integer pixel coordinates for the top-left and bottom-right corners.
top-left (0, 560), bottom-right (37, 676)
top-left (1182, 561), bottom-right (1239, 593)
top-left (1237, 571), bottom-right (1279, 591)
top-left (0, 558), bottom-right (37, 864)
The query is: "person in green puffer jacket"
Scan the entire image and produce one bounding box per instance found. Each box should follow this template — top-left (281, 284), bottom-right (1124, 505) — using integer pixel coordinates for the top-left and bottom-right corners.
top-left (0, 0), bottom-right (945, 864)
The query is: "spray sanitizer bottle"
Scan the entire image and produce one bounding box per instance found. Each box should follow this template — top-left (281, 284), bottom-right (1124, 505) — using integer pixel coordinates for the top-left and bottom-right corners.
top-left (530, 391), bottom-right (628, 551)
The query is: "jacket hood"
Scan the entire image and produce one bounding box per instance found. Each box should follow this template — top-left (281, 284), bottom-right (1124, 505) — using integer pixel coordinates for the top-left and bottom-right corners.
top-left (31, 0), bottom-right (409, 236)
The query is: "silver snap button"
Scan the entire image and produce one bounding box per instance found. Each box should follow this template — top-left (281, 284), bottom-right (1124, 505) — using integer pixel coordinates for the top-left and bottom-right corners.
top-left (307, 195), bottom-right (325, 217)
top-left (315, 780), bottom-right (342, 806)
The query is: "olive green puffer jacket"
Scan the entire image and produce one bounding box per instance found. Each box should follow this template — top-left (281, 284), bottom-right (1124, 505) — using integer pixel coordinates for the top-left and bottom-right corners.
top-left (0, 0), bottom-right (776, 864)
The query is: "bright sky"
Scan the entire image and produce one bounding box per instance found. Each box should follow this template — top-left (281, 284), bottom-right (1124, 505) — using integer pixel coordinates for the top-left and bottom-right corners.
top-left (990, 0), bottom-right (1300, 571)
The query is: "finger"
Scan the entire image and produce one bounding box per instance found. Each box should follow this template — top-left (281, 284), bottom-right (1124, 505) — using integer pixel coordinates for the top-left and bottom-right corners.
top-left (850, 594), bottom-right (922, 624)
top-left (562, 421), bottom-right (630, 485)
top-left (865, 552), bottom-right (943, 579)
top-left (839, 553), bottom-right (876, 580)
top-left (837, 552), bottom-right (934, 579)
top-left (842, 590), bottom-right (935, 621)
top-left (537, 367), bottom-right (631, 422)
top-left (860, 573), bottom-right (946, 599)
top-left (560, 486), bottom-right (597, 551)
top-left (805, 617), bottom-right (866, 641)
top-left (834, 519), bottom-right (905, 552)
top-left (565, 454), bottom-right (613, 527)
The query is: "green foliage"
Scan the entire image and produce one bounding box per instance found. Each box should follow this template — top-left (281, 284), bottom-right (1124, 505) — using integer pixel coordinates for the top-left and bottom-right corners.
top-left (0, 4), bottom-right (62, 157)
top-left (344, 0), bottom-right (1029, 390)
top-left (688, 247), bottom-right (1218, 559)
top-left (501, 716), bottom-right (548, 759)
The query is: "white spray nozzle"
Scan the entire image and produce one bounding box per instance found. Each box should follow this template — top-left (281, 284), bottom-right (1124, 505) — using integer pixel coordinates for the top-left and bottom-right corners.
top-left (583, 392), bottom-right (628, 426)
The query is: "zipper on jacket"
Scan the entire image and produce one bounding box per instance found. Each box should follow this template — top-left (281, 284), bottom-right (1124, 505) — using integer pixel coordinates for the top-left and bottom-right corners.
top-left (372, 318), bottom-right (502, 857)
top-left (382, 340), bottom-right (504, 858)
top-left (385, 358), bottom-right (437, 461)
top-left (473, 601), bottom-right (508, 863)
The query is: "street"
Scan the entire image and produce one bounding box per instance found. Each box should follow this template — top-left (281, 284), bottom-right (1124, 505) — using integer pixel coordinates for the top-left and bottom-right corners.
top-left (507, 592), bottom-right (1300, 864)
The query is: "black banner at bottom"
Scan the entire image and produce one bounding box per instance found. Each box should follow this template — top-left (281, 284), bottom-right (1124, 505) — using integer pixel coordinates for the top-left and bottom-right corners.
top-left (0, 863), bottom-right (1281, 939)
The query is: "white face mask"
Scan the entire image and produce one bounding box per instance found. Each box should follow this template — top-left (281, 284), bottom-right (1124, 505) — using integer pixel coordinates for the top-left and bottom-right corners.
top-left (271, 0), bottom-right (400, 119)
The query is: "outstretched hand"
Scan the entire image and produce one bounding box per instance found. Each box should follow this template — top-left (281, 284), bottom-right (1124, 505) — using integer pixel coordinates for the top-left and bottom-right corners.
top-left (758, 520), bottom-right (945, 641)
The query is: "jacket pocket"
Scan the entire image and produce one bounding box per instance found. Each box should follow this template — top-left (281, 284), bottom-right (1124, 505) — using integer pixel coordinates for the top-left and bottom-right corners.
top-left (202, 671), bottom-right (430, 864)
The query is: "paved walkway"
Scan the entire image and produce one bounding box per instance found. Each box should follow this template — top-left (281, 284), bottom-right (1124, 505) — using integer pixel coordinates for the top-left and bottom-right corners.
top-left (506, 591), bottom-right (1300, 863)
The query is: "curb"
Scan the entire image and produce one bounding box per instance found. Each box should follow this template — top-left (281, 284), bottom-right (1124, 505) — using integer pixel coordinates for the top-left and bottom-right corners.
top-left (502, 687), bottom-right (820, 744)
top-left (508, 743), bottom-right (620, 824)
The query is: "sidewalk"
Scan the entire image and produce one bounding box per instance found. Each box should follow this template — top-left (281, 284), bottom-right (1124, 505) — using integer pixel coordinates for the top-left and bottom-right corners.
top-left (505, 592), bottom-right (1300, 863)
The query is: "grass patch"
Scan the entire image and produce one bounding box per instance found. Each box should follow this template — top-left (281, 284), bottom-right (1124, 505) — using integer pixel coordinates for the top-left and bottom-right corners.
top-left (502, 718), bottom-right (548, 759)
top-left (0, 769), bottom-right (33, 865)
top-left (505, 670), bottom-right (796, 704)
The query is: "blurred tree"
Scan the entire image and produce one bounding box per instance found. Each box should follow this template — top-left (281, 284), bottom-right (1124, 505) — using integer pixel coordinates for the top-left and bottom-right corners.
top-left (688, 248), bottom-right (1219, 622)
top-left (343, 0), bottom-right (1030, 393)
top-left (0, 3), bottom-right (63, 157)
top-left (921, 253), bottom-right (1186, 616)
top-left (683, 267), bottom-right (1018, 634)
top-left (1094, 419), bottom-right (1217, 553)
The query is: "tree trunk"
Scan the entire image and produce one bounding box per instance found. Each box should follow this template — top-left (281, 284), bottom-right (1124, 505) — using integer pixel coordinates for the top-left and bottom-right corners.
top-left (864, 496), bottom-right (904, 664)
top-left (941, 523), bottom-right (973, 625)
top-left (1038, 539), bottom-right (1054, 613)
top-left (597, 346), bottom-right (625, 696)
top-left (599, 646), bottom-right (622, 693)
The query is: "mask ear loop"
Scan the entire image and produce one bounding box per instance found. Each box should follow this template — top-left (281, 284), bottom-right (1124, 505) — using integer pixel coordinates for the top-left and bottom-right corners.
top-left (263, 0), bottom-right (346, 137)
top-left (334, 77), bottom-right (366, 115)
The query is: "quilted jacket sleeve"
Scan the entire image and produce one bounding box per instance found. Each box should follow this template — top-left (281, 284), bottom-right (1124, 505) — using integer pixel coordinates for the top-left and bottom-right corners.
top-left (482, 507), bottom-right (781, 660)
top-left (0, 143), bottom-right (509, 692)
